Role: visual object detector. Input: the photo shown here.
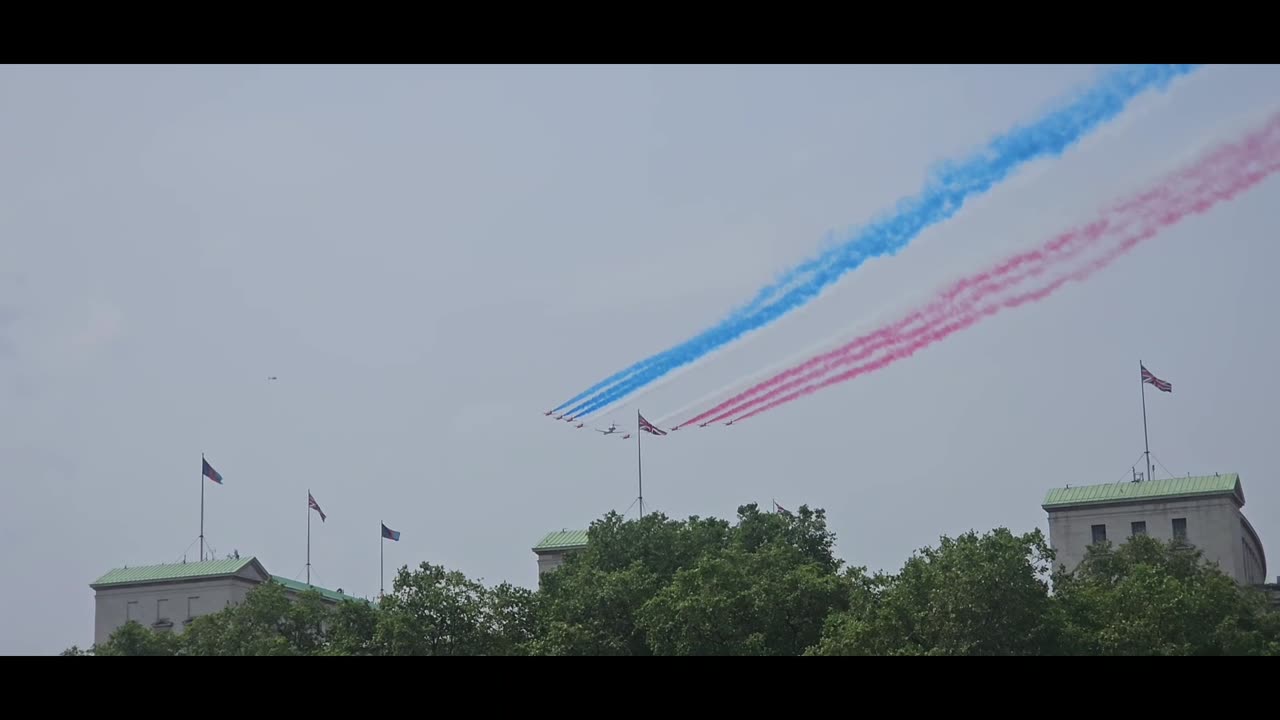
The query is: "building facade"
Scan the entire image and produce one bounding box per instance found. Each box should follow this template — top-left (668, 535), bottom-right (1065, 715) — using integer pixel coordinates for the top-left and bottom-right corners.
top-left (1042, 473), bottom-right (1267, 586)
top-left (90, 556), bottom-right (361, 646)
top-left (532, 529), bottom-right (588, 577)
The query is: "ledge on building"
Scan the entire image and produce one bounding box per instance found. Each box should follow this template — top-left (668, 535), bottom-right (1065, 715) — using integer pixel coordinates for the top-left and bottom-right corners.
top-left (532, 529), bottom-right (589, 554)
top-left (90, 556), bottom-right (369, 605)
top-left (532, 529), bottom-right (588, 577)
top-left (1042, 473), bottom-right (1244, 511)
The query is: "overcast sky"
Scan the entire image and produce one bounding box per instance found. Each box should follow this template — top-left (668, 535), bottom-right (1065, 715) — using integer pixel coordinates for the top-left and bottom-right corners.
top-left (3, 64), bottom-right (1278, 654)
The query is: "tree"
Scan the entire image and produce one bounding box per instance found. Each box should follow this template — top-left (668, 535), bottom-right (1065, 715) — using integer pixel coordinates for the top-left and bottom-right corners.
top-left (532, 503), bottom-right (846, 656)
top-left (374, 562), bottom-right (531, 655)
top-left (1052, 535), bottom-right (1280, 656)
top-left (487, 582), bottom-right (537, 656)
top-left (810, 528), bottom-right (1058, 656)
top-left (91, 620), bottom-right (179, 656)
top-left (181, 581), bottom-right (332, 656)
top-left (529, 511), bottom-right (729, 656)
top-left (324, 597), bottom-right (381, 656)
top-left (734, 503), bottom-right (842, 574)
top-left (65, 503), bottom-right (1276, 656)
top-left (638, 543), bottom-right (850, 655)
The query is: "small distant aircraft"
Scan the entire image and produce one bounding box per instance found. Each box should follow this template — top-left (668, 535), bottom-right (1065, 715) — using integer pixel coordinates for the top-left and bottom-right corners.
top-left (597, 423), bottom-right (621, 436)
top-left (620, 433), bottom-right (632, 439)
top-left (554, 414), bottom-right (565, 420)
top-left (575, 422), bottom-right (585, 429)
top-left (267, 376), bottom-right (278, 381)
top-left (724, 420), bottom-right (736, 426)
top-left (564, 415), bottom-right (577, 422)
top-left (544, 410), bottom-right (554, 416)
top-left (699, 422), bottom-right (709, 428)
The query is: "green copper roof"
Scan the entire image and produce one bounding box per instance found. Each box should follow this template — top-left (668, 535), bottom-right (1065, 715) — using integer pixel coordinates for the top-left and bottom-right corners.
top-left (92, 557), bottom-right (259, 587)
top-left (533, 529), bottom-right (589, 552)
top-left (271, 576), bottom-right (367, 604)
top-left (91, 557), bottom-right (369, 604)
top-left (1043, 474), bottom-right (1241, 509)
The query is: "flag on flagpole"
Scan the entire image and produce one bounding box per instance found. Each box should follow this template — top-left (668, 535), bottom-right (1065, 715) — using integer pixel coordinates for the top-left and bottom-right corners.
top-left (381, 523), bottom-right (400, 541)
top-left (638, 412), bottom-right (667, 436)
top-left (308, 492), bottom-right (326, 522)
top-left (202, 458), bottom-right (223, 485)
top-left (773, 499), bottom-right (791, 515)
top-left (1141, 365), bottom-right (1172, 393)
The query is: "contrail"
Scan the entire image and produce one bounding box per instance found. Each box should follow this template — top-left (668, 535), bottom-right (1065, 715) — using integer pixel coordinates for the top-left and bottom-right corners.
top-left (685, 223), bottom-right (1103, 427)
top-left (683, 163), bottom-right (1213, 427)
top-left (651, 292), bottom-right (917, 427)
top-left (557, 64), bottom-right (1199, 419)
top-left (719, 110), bottom-right (1280, 423)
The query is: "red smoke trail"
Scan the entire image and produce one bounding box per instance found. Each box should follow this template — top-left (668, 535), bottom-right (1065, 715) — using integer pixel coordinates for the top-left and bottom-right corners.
top-left (695, 233), bottom-right (1098, 426)
top-left (701, 147), bottom-right (1233, 425)
top-left (678, 140), bottom-right (1238, 430)
top-left (676, 227), bottom-right (1101, 428)
top-left (706, 111), bottom-right (1280, 425)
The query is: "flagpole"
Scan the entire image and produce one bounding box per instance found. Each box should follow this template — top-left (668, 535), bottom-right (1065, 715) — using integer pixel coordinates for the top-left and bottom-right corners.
top-left (306, 489), bottom-right (311, 586)
top-left (200, 453), bottom-right (205, 562)
top-left (380, 520), bottom-right (384, 599)
top-left (637, 409), bottom-right (644, 518)
top-left (1140, 360), bottom-right (1152, 482)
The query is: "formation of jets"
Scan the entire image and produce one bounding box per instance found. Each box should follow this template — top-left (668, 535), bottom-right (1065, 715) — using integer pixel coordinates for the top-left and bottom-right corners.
top-left (689, 419), bottom-right (733, 428)
top-left (542, 412), bottom-right (641, 437)
top-left (543, 410), bottom-right (735, 435)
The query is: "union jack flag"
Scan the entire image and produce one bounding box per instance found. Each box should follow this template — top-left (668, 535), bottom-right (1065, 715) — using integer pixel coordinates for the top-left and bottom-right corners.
top-left (638, 412), bottom-right (667, 436)
top-left (308, 492), bottom-right (326, 522)
top-left (1141, 365), bottom-right (1172, 393)
top-left (202, 457), bottom-right (223, 485)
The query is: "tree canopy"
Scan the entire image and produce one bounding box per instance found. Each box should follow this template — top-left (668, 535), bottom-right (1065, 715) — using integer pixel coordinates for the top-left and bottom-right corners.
top-left (75, 504), bottom-right (1279, 656)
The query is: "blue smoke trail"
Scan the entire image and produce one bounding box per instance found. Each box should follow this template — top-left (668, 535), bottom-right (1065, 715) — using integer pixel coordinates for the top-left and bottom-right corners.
top-left (559, 64), bottom-right (1199, 418)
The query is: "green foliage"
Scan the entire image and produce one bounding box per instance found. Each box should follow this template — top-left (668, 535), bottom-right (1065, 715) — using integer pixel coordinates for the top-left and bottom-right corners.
top-left (1052, 535), bottom-right (1280, 656)
top-left (487, 582), bottom-right (537, 656)
top-left (734, 503), bottom-right (842, 574)
top-left (65, 506), bottom-right (1280, 656)
top-left (810, 529), bottom-right (1058, 655)
top-left (639, 543), bottom-right (850, 655)
top-left (324, 597), bottom-right (381, 656)
top-left (91, 620), bottom-right (179, 656)
top-left (180, 581), bottom-right (329, 656)
top-left (528, 511), bottom-right (728, 655)
top-left (531, 503), bottom-right (845, 655)
top-left (374, 562), bottom-right (532, 655)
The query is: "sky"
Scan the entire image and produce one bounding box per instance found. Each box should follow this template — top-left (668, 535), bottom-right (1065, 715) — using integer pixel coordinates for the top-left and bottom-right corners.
top-left (2, 64), bottom-right (1278, 654)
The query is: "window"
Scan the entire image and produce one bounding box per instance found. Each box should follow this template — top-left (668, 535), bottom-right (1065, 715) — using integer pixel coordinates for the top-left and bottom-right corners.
top-left (1131, 521), bottom-right (1147, 537)
top-left (187, 596), bottom-right (199, 619)
top-left (156, 599), bottom-right (169, 623)
top-left (1091, 524), bottom-right (1107, 544)
top-left (1172, 517), bottom-right (1187, 540)
top-left (126, 601), bottom-right (139, 622)
top-left (1244, 540), bottom-right (1255, 584)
